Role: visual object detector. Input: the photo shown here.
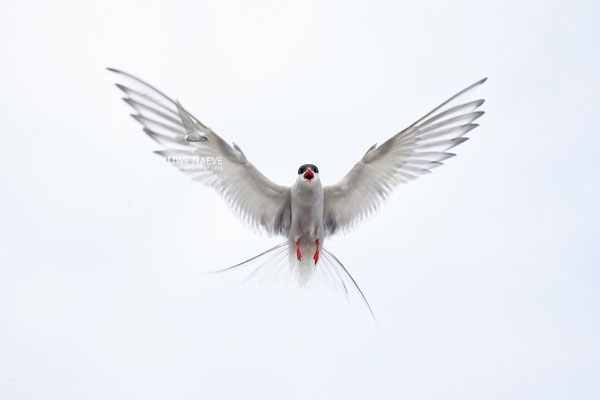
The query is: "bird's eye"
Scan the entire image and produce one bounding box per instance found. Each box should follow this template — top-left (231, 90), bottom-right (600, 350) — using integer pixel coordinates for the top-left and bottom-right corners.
top-left (314, 166), bottom-right (319, 173)
top-left (298, 166), bottom-right (305, 174)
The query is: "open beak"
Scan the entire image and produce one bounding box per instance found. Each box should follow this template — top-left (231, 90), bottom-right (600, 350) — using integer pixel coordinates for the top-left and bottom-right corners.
top-left (303, 169), bottom-right (315, 182)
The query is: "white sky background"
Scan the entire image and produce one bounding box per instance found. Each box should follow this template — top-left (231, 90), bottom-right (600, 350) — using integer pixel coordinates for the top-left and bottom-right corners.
top-left (1, 0), bottom-right (599, 398)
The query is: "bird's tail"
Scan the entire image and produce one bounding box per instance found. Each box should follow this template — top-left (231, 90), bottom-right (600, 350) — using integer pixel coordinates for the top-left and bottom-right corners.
top-left (320, 247), bottom-right (376, 321)
top-left (209, 242), bottom-right (375, 320)
top-left (209, 241), bottom-right (291, 283)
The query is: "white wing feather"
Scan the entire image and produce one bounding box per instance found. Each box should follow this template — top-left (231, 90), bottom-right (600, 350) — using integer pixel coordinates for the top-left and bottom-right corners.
top-left (108, 68), bottom-right (292, 236)
top-left (323, 78), bottom-right (487, 236)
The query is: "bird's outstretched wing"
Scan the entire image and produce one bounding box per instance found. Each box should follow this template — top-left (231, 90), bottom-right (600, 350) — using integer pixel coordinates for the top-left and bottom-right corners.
top-left (108, 68), bottom-right (291, 236)
top-left (323, 78), bottom-right (486, 236)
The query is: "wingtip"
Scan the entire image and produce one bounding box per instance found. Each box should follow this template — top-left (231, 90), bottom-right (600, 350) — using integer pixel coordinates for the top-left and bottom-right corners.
top-left (448, 137), bottom-right (469, 150)
top-left (115, 83), bottom-right (128, 93)
top-left (107, 68), bottom-right (134, 79)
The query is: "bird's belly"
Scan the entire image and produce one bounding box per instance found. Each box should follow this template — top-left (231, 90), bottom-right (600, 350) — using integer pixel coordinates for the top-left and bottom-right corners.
top-left (290, 203), bottom-right (323, 240)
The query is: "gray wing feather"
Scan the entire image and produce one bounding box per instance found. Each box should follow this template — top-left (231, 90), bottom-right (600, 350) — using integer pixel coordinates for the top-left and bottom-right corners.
top-left (323, 78), bottom-right (486, 236)
top-left (108, 68), bottom-right (291, 236)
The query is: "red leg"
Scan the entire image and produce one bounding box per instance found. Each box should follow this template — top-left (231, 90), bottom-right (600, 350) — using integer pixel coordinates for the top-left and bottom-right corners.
top-left (296, 240), bottom-right (302, 261)
top-left (313, 240), bottom-right (319, 264)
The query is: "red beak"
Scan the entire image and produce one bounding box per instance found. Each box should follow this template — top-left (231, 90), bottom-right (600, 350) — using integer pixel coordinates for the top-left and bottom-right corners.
top-left (303, 169), bottom-right (314, 182)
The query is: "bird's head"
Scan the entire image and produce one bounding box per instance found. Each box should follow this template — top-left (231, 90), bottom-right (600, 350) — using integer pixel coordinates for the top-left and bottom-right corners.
top-left (297, 164), bottom-right (320, 185)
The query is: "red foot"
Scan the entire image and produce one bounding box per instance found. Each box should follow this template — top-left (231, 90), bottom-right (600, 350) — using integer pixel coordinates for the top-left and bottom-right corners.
top-left (313, 240), bottom-right (320, 264)
top-left (296, 240), bottom-right (302, 261)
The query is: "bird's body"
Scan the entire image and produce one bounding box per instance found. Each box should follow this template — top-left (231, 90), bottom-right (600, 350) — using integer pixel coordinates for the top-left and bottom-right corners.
top-left (290, 174), bottom-right (324, 244)
top-left (108, 68), bottom-right (486, 315)
top-left (289, 168), bottom-right (325, 280)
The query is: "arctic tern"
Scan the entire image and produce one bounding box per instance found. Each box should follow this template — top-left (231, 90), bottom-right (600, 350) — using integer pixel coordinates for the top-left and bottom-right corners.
top-left (108, 68), bottom-right (486, 315)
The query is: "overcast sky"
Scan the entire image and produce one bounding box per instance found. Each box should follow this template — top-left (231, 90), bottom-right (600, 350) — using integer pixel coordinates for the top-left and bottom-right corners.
top-left (1, 0), bottom-right (599, 399)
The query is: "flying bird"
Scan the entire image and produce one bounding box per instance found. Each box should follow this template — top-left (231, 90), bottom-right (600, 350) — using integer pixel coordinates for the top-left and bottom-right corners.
top-left (108, 68), bottom-right (486, 316)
